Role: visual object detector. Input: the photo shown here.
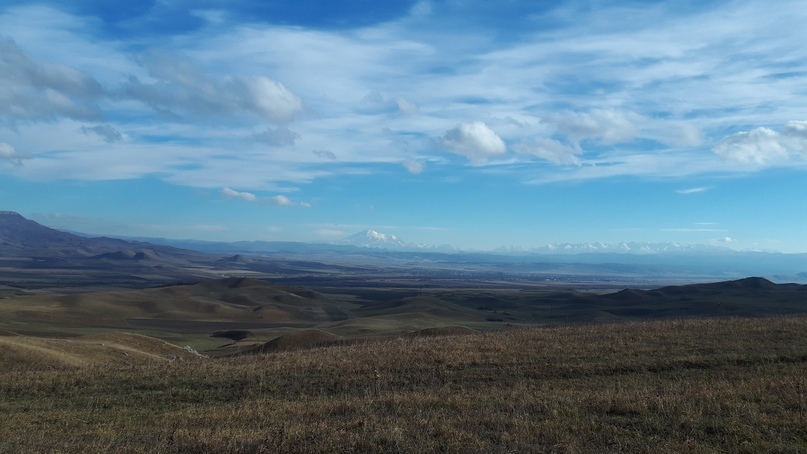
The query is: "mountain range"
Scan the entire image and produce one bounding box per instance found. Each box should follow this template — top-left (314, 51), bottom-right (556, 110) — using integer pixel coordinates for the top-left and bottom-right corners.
top-left (3, 212), bottom-right (807, 284)
top-left (0, 211), bottom-right (204, 260)
top-left (340, 229), bottom-right (408, 248)
top-left (338, 229), bottom-right (456, 251)
top-left (335, 230), bottom-right (730, 255)
top-left (495, 241), bottom-right (733, 255)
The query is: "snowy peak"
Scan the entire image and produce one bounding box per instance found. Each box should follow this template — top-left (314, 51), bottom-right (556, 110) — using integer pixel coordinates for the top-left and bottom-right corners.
top-left (364, 229), bottom-right (400, 242)
top-left (342, 229), bottom-right (408, 249)
top-left (340, 229), bottom-right (456, 252)
top-left (495, 242), bottom-right (732, 255)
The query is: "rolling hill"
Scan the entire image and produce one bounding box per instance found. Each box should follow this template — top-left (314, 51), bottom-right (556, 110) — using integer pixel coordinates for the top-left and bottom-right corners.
top-left (3, 275), bottom-right (807, 352)
top-left (0, 211), bottom-right (252, 289)
top-left (0, 332), bottom-right (203, 371)
top-left (0, 211), bottom-right (202, 259)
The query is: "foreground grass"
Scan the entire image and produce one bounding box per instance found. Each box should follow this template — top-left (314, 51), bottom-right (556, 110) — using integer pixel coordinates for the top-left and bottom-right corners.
top-left (2, 316), bottom-right (807, 453)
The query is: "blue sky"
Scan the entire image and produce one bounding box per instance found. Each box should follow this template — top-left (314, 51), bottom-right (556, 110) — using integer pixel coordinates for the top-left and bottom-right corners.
top-left (1, 0), bottom-right (807, 251)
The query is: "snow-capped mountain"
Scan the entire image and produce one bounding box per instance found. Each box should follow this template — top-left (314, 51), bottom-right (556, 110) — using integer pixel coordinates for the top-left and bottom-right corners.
top-left (340, 229), bottom-right (457, 252)
top-left (495, 242), bottom-right (732, 255)
top-left (341, 231), bottom-right (735, 255)
top-left (341, 229), bottom-right (409, 249)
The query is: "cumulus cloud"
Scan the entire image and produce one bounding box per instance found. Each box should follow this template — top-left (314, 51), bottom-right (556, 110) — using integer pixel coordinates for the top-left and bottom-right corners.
top-left (255, 126), bottom-right (300, 147)
top-left (124, 50), bottom-right (303, 123)
top-left (513, 137), bottom-right (581, 165)
top-left (0, 143), bottom-right (30, 166)
top-left (0, 37), bottom-right (103, 124)
top-left (535, 109), bottom-right (701, 153)
top-left (299, 201), bottom-right (312, 208)
top-left (713, 121), bottom-right (807, 164)
top-left (221, 187), bottom-right (256, 201)
top-left (547, 109), bottom-right (639, 146)
top-left (438, 122), bottom-right (506, 164)
top-left (402, 159), bottom-right (425, 174)
top-left (658, 122), bottom-right (703, 148)
top-left (81, 124), bottom-right (123, 143)
top-left (269, 195), bottom-right (294, 206)
top-left (240, 76), bottom-right (304, 123)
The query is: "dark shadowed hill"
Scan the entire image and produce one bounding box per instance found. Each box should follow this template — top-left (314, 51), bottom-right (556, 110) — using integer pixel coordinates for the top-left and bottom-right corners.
top-left (590, 277), bottom-right (807, 319)
top-left (242, 329), bottom-right (344, 354)
top-left (2, 275), bottom-right (807, 347)
top-left (0, 212), bottom-right (242, 290)
top-left (0, 211), bottom-right (207, 260)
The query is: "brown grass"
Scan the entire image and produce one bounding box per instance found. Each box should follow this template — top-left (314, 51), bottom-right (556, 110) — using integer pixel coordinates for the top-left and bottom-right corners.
top-left (246, 329), bottom-right (343, 354)
top-left (1, 316), bottom-right (806, 452)
top-left (0, 333), bottom-right (201, 371)
top-left (407, 325), bottom-right (479, 337)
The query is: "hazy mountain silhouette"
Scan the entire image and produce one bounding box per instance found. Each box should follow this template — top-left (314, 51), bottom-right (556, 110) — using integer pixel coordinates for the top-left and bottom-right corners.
top-left (0, 211), bottom-right (204, 260)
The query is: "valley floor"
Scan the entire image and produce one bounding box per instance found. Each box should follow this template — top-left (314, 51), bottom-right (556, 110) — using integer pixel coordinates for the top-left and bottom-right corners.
top-left (1, 316), bottom-right (806, 453)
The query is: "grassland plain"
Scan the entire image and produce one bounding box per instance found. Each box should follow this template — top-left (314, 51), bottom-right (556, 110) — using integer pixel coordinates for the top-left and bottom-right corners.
top-left (2, 316), bottom-right (807, 453)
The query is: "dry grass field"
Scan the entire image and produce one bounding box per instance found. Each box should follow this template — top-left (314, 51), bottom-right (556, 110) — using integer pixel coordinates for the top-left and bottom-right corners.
top-left (2, 315), bottom-right (806, 453)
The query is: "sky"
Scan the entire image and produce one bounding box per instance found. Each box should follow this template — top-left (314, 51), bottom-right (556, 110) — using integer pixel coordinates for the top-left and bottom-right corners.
top-left (1, 0), bottom-right (807, 252)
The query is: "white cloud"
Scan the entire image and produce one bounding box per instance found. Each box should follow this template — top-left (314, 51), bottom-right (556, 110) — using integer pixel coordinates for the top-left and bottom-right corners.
top-left (402, 159), bottom-right (425, 174)
top-left (713, 121), bottom-right (807, 165)
top-left (656, 122), bottom-right (704, 148)
top-left (221, 187), bottom-right (257, 202)
top-left (675, 187), bottom-right (710, 194)
top-left (547, 109), bottom-right (639, 146)
top-left (0, 37), bottom-right (103, 124)
top-left (783, 120), bottom-right (807, 151)
top-left (438, 122), bottom-right (506, 164)
top-left (513, 137), bottom-right (581, 165)
top-left (219, 189), bottom-right (302, 206)
top-left (527, 151), bottom-right (721, 184)
top-left (0, 143), bottom-right (30, 165)
top-left (3, 0), bottom-right (807, 192)
top-left (269, 195), bottom-right (294, 206)
top-left (240, 76), bottom-right (304, 123)
top-left (123, 50), bottom-right (303, 123)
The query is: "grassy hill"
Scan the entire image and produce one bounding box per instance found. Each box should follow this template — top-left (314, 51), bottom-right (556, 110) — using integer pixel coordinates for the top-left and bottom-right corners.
top-left (0, 332), bottom-right (202, 371)
top-left (1, 315), bottom-right (805, 452)
top-left (3, 276), bottom-right (807, 353)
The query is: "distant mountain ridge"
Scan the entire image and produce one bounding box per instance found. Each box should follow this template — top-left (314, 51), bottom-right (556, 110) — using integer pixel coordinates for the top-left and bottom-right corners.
top-left (51, 222), bottom-right (768, 257)
top-left (341, 229), bottom-right (408, 248)
top-left (7, 213), bottom-right (806, 283)
top-left (334, 229), bottom-right (455, 252)
top-left (496, 241), bottom-right (732, 255)
top-left (339, 229), bottom-right (736, 255)
top-left (0, 211), bottom-right (203, 259)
